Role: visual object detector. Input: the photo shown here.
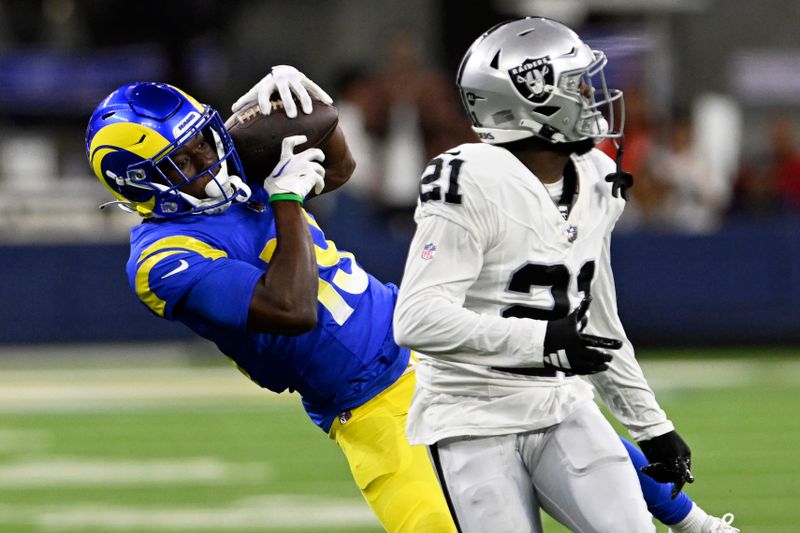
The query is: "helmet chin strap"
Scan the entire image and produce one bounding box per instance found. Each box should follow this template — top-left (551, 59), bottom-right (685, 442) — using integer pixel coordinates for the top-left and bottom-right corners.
top-left (518, 119), bottom-right (570, 143)
top-left (202, 160), bottom-right (235, 198)
top-left (180, 159), bottom-right (251, 215)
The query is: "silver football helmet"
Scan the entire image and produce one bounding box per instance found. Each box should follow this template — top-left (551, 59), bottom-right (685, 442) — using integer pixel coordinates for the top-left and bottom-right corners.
top-left (457, 17), bottom-right (624, 144)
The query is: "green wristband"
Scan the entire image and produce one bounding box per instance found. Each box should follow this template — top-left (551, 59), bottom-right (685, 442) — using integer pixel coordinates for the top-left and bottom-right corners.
top-left (268, 193), bottom-right (304, 204)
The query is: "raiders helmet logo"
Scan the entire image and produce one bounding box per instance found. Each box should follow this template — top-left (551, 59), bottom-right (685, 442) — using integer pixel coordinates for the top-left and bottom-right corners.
top-left (508, 56), bottom-right (554, 104)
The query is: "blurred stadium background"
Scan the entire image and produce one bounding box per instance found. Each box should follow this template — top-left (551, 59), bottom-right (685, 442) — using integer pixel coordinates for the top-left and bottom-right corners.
top-left (1, 0), bottom-right (798, 531)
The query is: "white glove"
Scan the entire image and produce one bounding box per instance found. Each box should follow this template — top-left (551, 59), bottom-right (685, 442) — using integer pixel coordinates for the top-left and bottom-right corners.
top-left (264, 135), bottom-right (325, 200)
top-left (231, 65), bottom-right (333, 118)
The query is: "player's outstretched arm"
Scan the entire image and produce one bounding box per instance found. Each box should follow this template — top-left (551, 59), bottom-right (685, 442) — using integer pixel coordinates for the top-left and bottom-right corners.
top-left (247, 135), bottom-right (325, 335)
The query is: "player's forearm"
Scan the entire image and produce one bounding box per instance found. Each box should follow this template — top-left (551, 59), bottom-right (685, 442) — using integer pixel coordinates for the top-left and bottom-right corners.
top-left (394, 288), bottom-right (546, 367)
top-left (584, 300), bottom-right (672, 439)
top-left (584, 239), bottom-right (673, 440)
top-left (589, 359), bottom-right (674, 441)
top-left (395, 215), bottom-right (546, 366)
top-left (315, 126), bottom-right (354, 195)
top-left (247, 201), bottom-right (318, 333)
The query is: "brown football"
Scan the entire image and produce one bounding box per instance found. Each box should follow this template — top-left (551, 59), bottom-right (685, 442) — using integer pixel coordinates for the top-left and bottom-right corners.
top-left (225, 98), bottom-right (339, 184)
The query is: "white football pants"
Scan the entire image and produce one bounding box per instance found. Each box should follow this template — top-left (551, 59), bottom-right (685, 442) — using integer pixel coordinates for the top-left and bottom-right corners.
top-left (431, 401), bottom-right (655, 533)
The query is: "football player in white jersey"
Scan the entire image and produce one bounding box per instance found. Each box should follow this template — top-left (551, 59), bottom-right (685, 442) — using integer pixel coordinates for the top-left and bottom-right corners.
top-left (394, 17), bottom-right (738, 533)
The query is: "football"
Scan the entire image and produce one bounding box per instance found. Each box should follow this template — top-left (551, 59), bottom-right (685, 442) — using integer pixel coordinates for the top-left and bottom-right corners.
top-left (225, 98), bottom-right (339, 184)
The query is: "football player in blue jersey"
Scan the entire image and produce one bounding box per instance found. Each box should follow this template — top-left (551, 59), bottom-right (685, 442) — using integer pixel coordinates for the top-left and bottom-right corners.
top-left (86, 65), bottom-right (736, 533)
top-left (86, 67), bottom-right (456, 533)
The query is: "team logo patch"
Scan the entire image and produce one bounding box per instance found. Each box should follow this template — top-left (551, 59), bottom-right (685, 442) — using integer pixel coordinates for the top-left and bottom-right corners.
top-left (566, 225), bottom-right (578, 243)
top-left (421, 242), bottom-right (437, 260)
top-left (509, 56), bottom-right (554, 104)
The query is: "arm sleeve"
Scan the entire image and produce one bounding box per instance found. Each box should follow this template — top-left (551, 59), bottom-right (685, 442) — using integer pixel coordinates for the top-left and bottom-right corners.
top-left (394, 213), bottom-right (546, 368)
top-left (584, 234), bottom-right (675, 441)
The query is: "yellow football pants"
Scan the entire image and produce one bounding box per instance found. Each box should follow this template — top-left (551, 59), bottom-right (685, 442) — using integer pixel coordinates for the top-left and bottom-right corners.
top-left (329, 370), bottom-right (457, 533)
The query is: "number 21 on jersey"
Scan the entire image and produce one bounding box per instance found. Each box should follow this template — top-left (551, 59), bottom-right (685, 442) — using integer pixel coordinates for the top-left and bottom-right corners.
top-left (503, 261), bottom-right (595, 320)
top-left (420, 155), bottom-right (464, 204)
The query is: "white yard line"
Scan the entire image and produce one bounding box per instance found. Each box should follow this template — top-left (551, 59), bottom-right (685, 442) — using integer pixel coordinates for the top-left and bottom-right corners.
top-left (0, 366), bottom-right (297, 412)
top-left (0, 457), bottom-right (269, 488)
top-left (0, 495), bottom-right (379, 530)
top-left (640, 357), bottom-right (800, 389)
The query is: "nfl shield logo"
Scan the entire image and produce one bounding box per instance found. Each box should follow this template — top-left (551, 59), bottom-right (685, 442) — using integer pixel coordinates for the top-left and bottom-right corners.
top-left (421, 243), bottom-right (437, 260)
top-left (566, 225), bottom-right (578, 243)
top-left (508, 56), bottom-right (554, 104)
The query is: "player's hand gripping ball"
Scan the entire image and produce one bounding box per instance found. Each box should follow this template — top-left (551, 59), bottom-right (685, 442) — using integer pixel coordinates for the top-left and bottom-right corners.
top-left (225, 98), bottom-right (341, 187)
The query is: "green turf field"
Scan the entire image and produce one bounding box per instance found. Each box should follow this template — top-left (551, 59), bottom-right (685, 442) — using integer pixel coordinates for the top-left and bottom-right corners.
top-left (1, 345), bottom-right (797, 532)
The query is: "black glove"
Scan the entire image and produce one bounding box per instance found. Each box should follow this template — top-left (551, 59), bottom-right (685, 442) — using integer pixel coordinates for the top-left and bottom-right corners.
top-left (604, 169), bottom-right (633, 200)
top-left (604, 140), bottom-right (634, 200)
top-left (638, 430), bottom-right (695, 499)
top-left (542, 297), bottom-right (622, 375)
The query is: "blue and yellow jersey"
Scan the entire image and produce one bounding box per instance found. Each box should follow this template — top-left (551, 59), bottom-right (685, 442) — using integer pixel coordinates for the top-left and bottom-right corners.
top-left (126, 187), bottom-right (410, 431)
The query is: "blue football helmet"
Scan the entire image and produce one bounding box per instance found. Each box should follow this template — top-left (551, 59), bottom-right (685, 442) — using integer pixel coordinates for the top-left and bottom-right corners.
top-left (86, 82), bottom-right (251, 218)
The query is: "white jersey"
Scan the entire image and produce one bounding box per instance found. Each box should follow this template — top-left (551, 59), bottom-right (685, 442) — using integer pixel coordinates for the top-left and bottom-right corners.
top-left (393, 142), bottom-right (673, 445)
